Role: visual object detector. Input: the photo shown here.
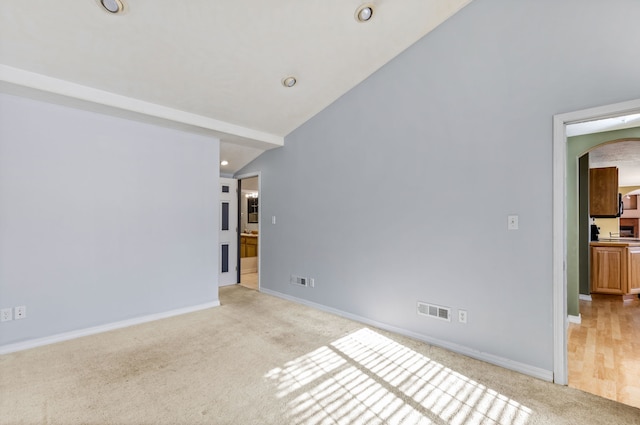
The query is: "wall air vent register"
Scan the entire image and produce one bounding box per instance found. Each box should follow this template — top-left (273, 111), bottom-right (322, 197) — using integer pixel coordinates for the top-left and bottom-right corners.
top-left (290, 275), bottom-right (308, 287)
top-left (417, 301), bottom-right (451, 321)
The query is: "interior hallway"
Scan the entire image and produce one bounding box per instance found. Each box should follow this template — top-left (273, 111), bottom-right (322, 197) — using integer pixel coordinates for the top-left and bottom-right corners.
top-left (568, 295), bottom-right (640, 409)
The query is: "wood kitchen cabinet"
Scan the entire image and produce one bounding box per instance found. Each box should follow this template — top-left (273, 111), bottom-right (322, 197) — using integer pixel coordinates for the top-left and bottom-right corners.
top-left (591, 245), bottom-right (626, 294)
top-left (240, 235), bottom-right (258, 258)
top-left (591, 242), bottom-right (640, 295)
top-left (589, 167), bottom-right (619, 217)
top-left (627, 246), bottom-right (640, 294)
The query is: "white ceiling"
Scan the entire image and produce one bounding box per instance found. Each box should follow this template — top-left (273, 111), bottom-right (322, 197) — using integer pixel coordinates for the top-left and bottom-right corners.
top-left (0, 0), bottom-right (472, 174)
top-left (566, 113), bottom-right (640, 137)
top-left (568, 114), bottom-right (640, 187)
top-left (589, 140), bottom-right (640, 187)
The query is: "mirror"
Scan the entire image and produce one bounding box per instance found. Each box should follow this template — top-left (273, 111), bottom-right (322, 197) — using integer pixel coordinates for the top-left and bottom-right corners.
top-left (247, 197), bottom-right (258, 223)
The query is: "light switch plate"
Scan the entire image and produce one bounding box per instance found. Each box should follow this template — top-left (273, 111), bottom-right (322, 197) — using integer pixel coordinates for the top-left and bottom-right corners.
top-left (508, 215), bottom-right (519, 230)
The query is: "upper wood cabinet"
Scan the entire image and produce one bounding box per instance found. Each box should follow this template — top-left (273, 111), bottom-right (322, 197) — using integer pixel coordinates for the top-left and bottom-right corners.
top-left (589, 166), bottom-right (619, 217)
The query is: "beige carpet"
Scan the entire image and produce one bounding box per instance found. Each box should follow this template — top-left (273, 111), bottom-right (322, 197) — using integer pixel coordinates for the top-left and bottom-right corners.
top-left (1, 286), bottom-right (638, 425)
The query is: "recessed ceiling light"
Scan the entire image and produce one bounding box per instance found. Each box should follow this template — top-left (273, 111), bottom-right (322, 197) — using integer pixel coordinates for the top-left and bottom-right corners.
top-left (100, 0), bottom-right (124, 14)
top-left (282, 76), bottom-right (297, 88)
top-left (220, 160), bottom-right (229, 166)
top-left (355, 4), bottom-right (374, 22)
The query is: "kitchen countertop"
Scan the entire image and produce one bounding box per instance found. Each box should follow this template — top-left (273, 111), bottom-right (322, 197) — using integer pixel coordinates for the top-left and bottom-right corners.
top-left (591, 238), bottom-right (640, 246)
top-left (241, 233), bottom-right (258, 237)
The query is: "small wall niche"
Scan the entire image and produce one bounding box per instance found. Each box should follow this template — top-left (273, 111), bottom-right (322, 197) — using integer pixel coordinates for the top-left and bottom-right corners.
top-left (623, 194), bottom-right (638, 211)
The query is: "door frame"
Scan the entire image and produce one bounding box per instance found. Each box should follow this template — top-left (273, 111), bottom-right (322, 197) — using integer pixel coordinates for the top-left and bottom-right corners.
top-left (552, 97), bottom-right (640, 384)
top-left (236, 171), bottom-right (261, 290)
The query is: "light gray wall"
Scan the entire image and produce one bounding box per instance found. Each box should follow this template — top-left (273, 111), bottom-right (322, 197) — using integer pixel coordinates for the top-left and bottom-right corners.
top-left (0, 93), bottom-right (219, 346)
top-left (238, 0), bottom-right (640, 374)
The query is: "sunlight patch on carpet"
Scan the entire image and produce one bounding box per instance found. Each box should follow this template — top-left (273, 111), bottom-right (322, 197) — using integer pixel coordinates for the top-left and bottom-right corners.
top-left (265, 328), bottom-right (532, 425)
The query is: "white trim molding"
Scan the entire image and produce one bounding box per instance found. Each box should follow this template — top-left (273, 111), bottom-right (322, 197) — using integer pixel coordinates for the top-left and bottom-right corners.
top-left (552, 97), bottom-right (640, 385)
top-left (0, 301), bottom-right (219, 355)
top-left (262, 288), bottom-right (553, 382)
top-left (568, 314), bottom-right (581, 324)
top-left (579, 294), bottom-right (592, 302)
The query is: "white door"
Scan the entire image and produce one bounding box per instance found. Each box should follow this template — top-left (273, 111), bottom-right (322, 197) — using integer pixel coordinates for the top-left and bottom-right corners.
top-left (219, 177), bottom-right (238, 286)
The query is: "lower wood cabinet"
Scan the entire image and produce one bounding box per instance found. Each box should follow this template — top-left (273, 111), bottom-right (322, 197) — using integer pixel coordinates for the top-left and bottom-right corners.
top-left (591, 243), bottom-right (640, 295)
top-left (591, 245), bottom-right (625, 294)
top-left (240, 236), bottom-right (258, 258)
top-left (627, 247), bottom-right (640, 294)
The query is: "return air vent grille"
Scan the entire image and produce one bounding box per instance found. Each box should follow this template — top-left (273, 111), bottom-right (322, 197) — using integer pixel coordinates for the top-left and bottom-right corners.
top-left (290, 275), bottom-right (308, 287)
top-left (417, 302), bottom-right (451, 322)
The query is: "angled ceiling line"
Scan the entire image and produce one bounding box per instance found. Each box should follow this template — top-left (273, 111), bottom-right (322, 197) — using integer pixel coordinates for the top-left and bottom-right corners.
top-left (0, 64), bottom-right (284, 150)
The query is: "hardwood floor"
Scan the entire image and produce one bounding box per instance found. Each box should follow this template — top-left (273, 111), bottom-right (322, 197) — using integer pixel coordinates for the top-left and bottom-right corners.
top-left (568, 294), bottom-right (640, 408)
top-left (240, 272), bottom-right (258, 290)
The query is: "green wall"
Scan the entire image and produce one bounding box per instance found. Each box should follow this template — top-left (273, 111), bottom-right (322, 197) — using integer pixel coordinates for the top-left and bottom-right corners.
top-left (567, 128), bottom-right (640, 317)
top-left (578, 154), bottom-right (589, 299)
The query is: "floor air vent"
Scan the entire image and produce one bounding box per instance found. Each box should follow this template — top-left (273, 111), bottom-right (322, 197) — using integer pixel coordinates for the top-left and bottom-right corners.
top-left (290, 275), bottom-right (308, 287)
top-left (417, 302), bottom-right (451, 322)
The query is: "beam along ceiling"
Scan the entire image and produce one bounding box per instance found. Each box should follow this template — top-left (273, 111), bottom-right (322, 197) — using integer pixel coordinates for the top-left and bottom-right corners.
top-left (0, 0), bottom-right (472, 174)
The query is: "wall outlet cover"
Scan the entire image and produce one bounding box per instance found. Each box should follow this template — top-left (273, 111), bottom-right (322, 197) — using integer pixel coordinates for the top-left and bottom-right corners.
top-left (1, 308), bottom-right (12, 322)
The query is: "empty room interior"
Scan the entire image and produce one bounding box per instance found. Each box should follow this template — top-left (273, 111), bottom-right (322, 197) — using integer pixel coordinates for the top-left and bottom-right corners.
top-left (1, 0), bottom-right (640, 423)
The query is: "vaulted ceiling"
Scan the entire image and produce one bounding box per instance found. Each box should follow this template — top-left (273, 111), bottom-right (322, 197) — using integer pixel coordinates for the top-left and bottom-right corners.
top-left (0, 0), bottom-right (472, 174)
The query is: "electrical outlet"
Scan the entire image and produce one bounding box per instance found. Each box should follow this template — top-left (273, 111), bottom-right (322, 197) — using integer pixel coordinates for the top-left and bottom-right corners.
top-left (1, 308), bottom-right (12, 322)
top-left (15, 305), bottom-right (26, 320)
top-left (458, 309), bottom-right (467, 324)
top-left (310, 278), bottom-right (315, 288)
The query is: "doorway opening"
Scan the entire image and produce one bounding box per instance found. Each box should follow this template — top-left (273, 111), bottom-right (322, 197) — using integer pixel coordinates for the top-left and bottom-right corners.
top-left (568, 139), bottom-right (640, 408)
top-left (553, 98), bottom-right (640, 400)
top-left (238, 174), bottom-right (260, 290)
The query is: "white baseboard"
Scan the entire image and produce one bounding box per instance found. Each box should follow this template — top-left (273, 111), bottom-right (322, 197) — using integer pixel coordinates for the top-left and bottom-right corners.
top-left (568, 314), bottom-right (581, 324)
top-left (579, 294), bottom-right (592, 301)
top-left (260, 288), bottom-right (553, 383)
top-left (0, 301), bottom-right (220, 355)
